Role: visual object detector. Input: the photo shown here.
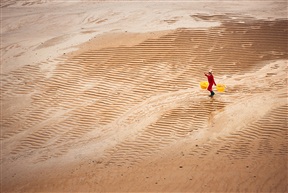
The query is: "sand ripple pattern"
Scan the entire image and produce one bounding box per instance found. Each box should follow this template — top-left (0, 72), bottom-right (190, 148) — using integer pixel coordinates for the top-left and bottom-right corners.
top-left (189, 104), bottom-right (288, 159)
top-left (1, 19), bottom-right (287, 168)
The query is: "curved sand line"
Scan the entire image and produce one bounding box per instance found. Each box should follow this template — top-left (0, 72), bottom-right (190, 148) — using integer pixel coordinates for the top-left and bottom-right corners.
top-left (1, 4), bottom-right (288, 192)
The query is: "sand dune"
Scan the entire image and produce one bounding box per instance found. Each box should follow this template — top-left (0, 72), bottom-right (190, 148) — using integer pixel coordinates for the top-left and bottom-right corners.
top-left (1, 1), bottom-right (287, 192)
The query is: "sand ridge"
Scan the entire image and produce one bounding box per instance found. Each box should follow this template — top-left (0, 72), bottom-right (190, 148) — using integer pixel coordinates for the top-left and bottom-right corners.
top-left (1, 1), bottom-right (288, 192)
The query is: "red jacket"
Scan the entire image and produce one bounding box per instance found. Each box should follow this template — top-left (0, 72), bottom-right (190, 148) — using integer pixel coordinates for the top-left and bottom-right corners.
top-left (205, 74), bottom-right (216, 91)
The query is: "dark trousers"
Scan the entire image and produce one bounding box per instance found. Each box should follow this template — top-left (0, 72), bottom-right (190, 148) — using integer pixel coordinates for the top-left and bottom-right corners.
top-left (210, 91), bottom-right (215, 96)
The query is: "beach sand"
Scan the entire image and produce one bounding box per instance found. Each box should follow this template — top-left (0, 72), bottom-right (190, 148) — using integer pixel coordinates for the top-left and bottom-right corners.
top-left (1, 1), bottom-right (287, 192)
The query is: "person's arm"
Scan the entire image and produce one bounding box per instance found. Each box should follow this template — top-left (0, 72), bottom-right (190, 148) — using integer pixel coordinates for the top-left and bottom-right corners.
top-left (213, 78), bottom-right (217, 86)
top-left (204, 73), bottom-right (208, 77)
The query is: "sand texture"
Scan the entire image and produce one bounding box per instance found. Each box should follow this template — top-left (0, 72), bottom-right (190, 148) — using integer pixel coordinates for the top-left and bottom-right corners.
top-left (1, 1), bottom-right (288, 192)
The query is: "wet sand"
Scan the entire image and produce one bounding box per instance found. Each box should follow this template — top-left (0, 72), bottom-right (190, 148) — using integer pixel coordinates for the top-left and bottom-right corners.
top-left (1, 1), bottom-right (287, 192)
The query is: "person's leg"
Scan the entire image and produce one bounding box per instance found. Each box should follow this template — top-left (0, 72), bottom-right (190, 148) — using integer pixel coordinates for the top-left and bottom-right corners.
top-left (211, 91), bottom-right (215, 96)
top-left (209, 91), bottom-right (213, 97)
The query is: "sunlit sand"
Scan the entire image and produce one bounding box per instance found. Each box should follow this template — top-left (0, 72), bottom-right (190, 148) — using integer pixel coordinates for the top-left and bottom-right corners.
top-left (1, 1), bottom-right (287, 192)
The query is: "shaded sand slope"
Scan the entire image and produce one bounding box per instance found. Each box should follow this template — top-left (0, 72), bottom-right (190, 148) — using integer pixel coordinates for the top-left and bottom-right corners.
top-left (1, 2), bottom-right (288, 193)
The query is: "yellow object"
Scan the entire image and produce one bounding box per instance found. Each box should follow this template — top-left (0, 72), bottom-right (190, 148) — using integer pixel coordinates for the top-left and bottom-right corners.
top-left (200, 81), bottom-right (208, 89)
top-left (216, 84), bottom-right (226, 92)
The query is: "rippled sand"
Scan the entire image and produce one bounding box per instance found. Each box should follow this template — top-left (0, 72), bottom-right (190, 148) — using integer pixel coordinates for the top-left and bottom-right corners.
top-left (1, 1), bottom-right (287, 192)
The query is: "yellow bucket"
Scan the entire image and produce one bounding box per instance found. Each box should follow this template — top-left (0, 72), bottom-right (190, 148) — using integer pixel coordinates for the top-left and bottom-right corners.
top-left (200, 81), bottom-right (208, 89)
top-left (216, 84), bottom-right (226, 92)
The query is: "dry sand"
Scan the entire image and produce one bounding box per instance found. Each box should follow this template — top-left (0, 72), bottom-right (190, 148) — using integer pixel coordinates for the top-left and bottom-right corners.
top-left (1, 0), bottom-right (287, 192)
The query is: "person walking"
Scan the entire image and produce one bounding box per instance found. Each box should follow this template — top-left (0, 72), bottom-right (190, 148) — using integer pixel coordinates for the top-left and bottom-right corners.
top-left (204, 70), bottom-right (217, 97)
